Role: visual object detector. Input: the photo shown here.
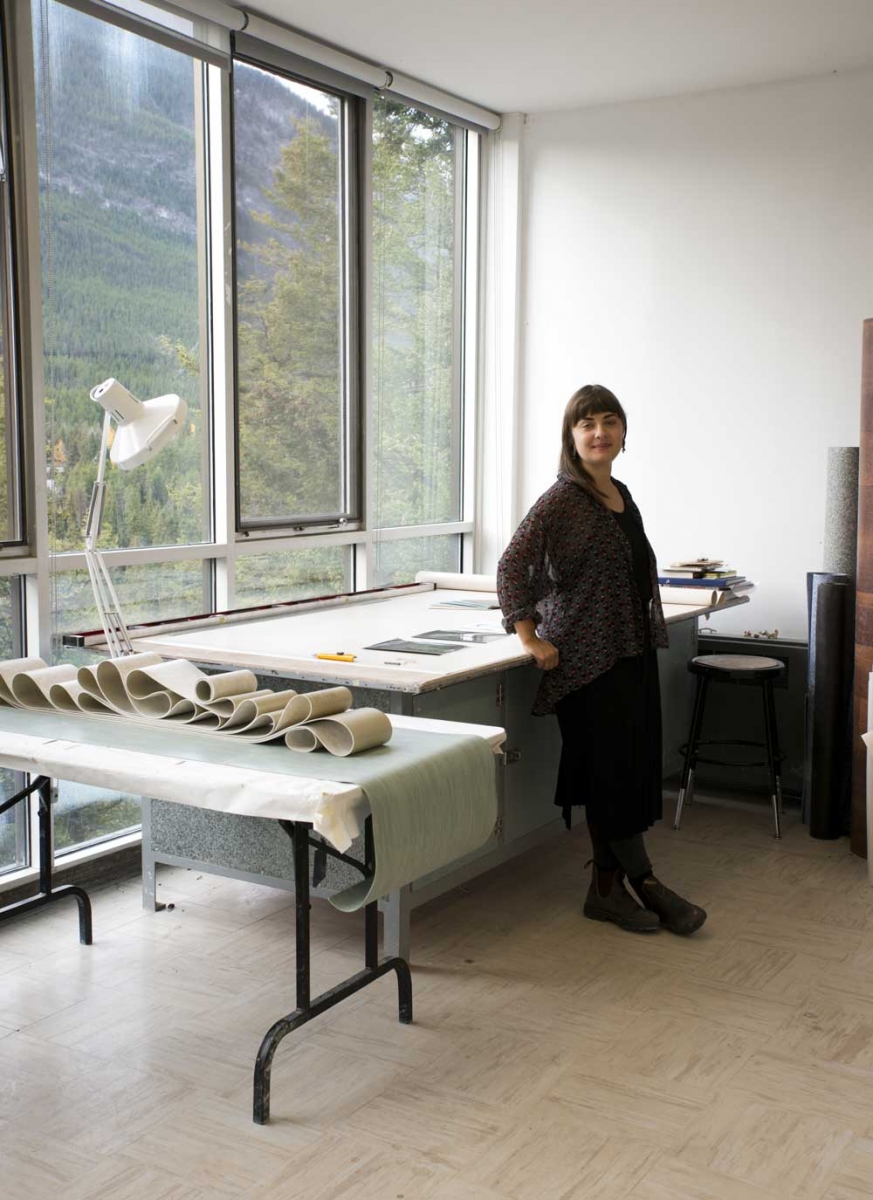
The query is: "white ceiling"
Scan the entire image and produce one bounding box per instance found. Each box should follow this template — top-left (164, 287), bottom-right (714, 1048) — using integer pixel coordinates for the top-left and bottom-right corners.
top-left (244, 0), bottom-right (873, 115)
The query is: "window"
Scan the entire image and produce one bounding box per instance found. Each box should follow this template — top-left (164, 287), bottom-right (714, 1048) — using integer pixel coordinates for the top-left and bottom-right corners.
top-left (235, 545), bottom-right (351, 607)
top-left (0, 5), bottom-right (482, 876)
top-left (234, 60), bottom-right (358, 530)
top-left (52, 560), bottom-right (210, 665)
top-left (0, 12), bottom-right (23, 547)
top-left (371, 97), bottom-right (465, 536)
top-left (34, 0), bottom-right (212, 554)
top-left (0, 577), bottom-right (27, 873)
top-left (371, 533), bottom-right (460, 589)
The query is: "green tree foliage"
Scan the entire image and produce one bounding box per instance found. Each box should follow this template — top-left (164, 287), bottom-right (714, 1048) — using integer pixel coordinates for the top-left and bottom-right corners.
top-left (237, 113), bottom-right (343, 522)
top-left (35, 1), bottom-right (206, 553)
top-left (33, 1), bottom-right (463, 585)
top-left (0, 349), bottom-right (7, 540)
top-left (371, 97), bottom-right (458, 532)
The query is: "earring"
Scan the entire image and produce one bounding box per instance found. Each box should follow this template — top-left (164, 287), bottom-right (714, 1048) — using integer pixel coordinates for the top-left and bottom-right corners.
top-left (622, 443), bottom-right (626, 453)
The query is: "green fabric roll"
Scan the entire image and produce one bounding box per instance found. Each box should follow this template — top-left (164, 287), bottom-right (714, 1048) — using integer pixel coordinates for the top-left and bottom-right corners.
top-left (322, 728), bottom-right (498, 911)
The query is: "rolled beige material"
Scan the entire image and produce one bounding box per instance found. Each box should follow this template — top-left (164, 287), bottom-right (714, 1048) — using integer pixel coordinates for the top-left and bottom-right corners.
top-left (0, 657), bottom-right (48, 706)
top-left (79, 690), bottom-right (131, 715)
top-left (130, 692), bottom-right (199, 720)
top-left (284, 725), bottom-right (320, 752)
top-left (49, 679), bottom-right (113, 714)
top-left (12, 664), bottom-right (78, 710)
top-left (79, 653), bottom-right (164, 713)
top-left (415, 571), bottom-right (497, 592)
top-left (286, 707), bottom-right (393, 756)
top-left (231, 686), bottom-right (352, 740)
top-left (126, 659), bottom-right (207, 703)
top-left (195, 669), bottom-right (259, 702)
top-left (289, 686), bottom-right (353, 722)
top-left (0, 658), bottom-right (387, 757)
top-left (125, 659), bottom-right (213, 720)
top-left (659, 586), bottom-right (719, 607)
top-left (207, 688), bottom-right (277, 721)
top-left (222, 689), bottom-right (299, 730)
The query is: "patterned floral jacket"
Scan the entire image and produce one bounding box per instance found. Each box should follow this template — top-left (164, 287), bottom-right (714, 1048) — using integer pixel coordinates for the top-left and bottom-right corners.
top-left (496, 474), bottom-right (668, 715)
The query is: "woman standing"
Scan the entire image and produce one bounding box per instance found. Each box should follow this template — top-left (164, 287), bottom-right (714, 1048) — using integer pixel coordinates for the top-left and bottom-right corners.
top-left (497, 384), bottom-right (706, 935)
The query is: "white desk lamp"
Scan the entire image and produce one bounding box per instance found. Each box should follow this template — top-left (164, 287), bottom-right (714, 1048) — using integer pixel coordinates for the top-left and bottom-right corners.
top-left (83, 378), bottom-right (187, 657)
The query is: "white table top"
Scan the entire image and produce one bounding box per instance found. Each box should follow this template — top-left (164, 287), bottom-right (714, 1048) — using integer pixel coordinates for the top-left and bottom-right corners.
top-left (129, 586), bottom-right (745, 693)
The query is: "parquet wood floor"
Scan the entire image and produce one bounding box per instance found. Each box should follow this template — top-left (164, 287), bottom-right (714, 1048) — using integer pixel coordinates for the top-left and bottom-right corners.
top-left (2, 791), bottom-right (873, 1199)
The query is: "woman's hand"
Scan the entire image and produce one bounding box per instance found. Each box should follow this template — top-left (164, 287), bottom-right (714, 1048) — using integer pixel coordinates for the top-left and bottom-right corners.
top-left (520, 634), bottom-right (560, 671)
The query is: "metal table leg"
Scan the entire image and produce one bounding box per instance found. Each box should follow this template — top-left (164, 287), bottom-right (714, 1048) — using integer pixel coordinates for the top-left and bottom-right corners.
top-left (0, 776), bottom-right (92, 943)
top-left (252, 816), bottom-right (412, 1124)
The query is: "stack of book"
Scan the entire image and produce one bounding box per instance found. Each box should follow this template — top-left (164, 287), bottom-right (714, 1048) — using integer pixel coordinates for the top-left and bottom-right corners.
top-left (657, 559), bottom-right (754, 608)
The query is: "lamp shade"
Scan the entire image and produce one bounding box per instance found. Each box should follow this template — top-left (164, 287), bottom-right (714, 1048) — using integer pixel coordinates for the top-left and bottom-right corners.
top-left (90, 378), bottom-right (187, 470)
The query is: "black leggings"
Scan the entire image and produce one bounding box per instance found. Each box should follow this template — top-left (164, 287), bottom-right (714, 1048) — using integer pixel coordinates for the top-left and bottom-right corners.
top-left (587, 818), bottom-right (652, 879)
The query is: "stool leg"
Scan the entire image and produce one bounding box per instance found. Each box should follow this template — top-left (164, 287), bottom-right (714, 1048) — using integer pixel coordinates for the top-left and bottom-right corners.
top-left (675, 676), bottom-right (707, 830)
top-left (764, 679), bottom-right (785, 816)
top-left (762, 679), bottom-right (781, 839)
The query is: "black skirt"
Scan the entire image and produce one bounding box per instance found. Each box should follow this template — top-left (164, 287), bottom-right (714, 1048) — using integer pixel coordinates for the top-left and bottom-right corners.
top-left (554, 645), bottom-right (663, 840)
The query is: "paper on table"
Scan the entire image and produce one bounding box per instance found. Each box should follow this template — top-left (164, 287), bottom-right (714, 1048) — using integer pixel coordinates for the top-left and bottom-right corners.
top-left (660, 586), bottom-right (720, 608)
top-left (415, 570), bottom-right (497, 593)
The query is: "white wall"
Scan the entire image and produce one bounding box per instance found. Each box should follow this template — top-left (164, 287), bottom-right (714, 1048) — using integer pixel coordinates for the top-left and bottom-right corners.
top-left (505, 68), bottom-right (873, 640)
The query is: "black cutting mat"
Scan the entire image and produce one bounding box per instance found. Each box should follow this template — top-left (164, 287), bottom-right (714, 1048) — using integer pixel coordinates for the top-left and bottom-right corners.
top-left (366, 638), bottom-right (462, 655)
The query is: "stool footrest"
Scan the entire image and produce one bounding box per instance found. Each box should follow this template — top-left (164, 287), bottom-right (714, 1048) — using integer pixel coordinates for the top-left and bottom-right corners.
top-left (676, 664), bottom-right (785, 839)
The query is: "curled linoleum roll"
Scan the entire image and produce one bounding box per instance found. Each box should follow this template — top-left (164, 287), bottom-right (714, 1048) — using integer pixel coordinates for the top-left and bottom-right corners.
top-left (284, 725), bottom-right (320, 752)
top-left (79, 652), bottom-right (164, 713)
top-left (0, 657), bottom-right (48, 706)
top-left (285, 707), bottom-right (392, 756)
top-left (12, 664), bottom-right (78, 710)
top-left (229, 685), bottom-right (352, 739)
top-left (195, 669), bottom-right (259, 702)
top-left (49, 680), bottom-right (112, 714)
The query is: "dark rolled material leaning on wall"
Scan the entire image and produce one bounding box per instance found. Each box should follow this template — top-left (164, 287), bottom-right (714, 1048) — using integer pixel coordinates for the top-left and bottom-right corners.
top-left (805, 575), bottom-right (851, 838)
top-left (853, 319), bottom-right (873, 858)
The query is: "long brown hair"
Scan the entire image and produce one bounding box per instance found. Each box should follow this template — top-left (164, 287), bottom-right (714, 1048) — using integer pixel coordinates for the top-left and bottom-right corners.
top-left (559, 384), bottom-right (627, 500)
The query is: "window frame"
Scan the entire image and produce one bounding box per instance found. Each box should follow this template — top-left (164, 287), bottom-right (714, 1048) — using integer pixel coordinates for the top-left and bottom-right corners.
top-left (0, 6), bottom-right (26, 551)
top-left (0, 574), bottom-right (29, 876)
top-left (230, 50), bottom-right (364, 535)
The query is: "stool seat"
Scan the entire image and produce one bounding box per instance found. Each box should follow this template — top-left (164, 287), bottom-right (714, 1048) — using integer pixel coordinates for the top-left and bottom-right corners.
top-left (675, 652), bottom-right (785, 838)
top-left (690, 654), bottom-right (785, 681)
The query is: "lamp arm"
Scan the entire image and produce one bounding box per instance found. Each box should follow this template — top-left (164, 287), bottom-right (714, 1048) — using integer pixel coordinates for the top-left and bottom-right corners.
top-left (84, 411), bottom-right (112, 548)
top-left (83, 411), bottom-right (133, 657)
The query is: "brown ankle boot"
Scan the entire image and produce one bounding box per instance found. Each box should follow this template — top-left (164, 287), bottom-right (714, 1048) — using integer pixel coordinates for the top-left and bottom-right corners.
top-left (632, 875), bottom-right (707, 935)
top-left (583, 863), bottom-right (660, 933)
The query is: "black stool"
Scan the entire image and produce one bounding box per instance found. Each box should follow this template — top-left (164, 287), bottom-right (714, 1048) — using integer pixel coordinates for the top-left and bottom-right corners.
top-left (674, 654), bottom-right (786, 838)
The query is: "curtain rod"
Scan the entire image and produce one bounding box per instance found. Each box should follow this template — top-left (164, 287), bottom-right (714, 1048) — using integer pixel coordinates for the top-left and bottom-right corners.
top-left (142, 0), bottom-right (502, 129)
